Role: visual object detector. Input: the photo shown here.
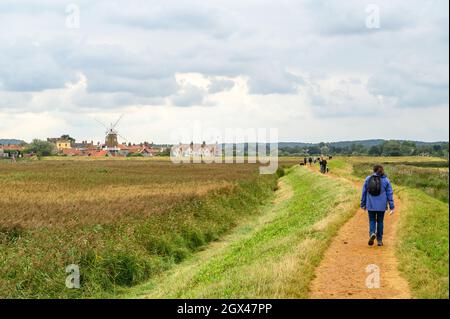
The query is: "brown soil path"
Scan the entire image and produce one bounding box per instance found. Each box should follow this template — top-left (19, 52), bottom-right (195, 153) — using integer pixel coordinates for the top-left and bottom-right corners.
top-left (307, 165), bottom-right (411, 299)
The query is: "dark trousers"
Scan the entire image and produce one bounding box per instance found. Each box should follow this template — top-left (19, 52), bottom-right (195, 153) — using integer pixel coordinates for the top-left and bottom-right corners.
top-left (368, 211), bottom-right (385, 241)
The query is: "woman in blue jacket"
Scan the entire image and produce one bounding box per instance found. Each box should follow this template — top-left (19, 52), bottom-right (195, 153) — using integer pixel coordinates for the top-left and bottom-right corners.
top-left (360, 165), bottom-right (395, 246)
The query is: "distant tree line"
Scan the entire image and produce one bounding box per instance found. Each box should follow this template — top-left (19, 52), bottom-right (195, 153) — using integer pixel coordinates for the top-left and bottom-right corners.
top-left (279, 140), bottom-right (449, 157)
top-left (7, 139), bottom-right (449, 158)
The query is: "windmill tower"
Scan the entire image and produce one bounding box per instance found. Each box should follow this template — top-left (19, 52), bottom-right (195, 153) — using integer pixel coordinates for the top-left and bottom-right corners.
top-left (105, 124), bottom-right (119, 148)
top-left (96, 114), bottom-right (125, 150)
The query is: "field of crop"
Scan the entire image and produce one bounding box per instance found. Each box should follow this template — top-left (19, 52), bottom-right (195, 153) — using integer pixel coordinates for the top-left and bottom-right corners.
top-left (351, 160), bottom-right (448, 202)
top-left (0, 159), bottom-right (280, 298)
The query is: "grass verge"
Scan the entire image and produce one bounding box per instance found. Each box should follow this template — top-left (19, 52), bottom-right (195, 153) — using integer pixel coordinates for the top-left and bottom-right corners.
top-left (396, 187), bottom-right (449, 298)
top-left (122, 166), bottom-right (359, 298)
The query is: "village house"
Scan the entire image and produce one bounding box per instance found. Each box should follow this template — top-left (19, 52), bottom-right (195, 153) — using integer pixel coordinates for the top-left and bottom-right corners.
top-left (89, 150), bottom-right (109, 157)
top-left (43, 135), bottom-right (165, 157)
top-left (0, 144), bottom-right (25, 157)
top-left (72, 140), bottom-right (95, 150)
top-left (116, 144), bottom-right (159, 157)
top-left (47, 137), bottom-right (72, 151)
top-left (56, 139), bottom-right (71, 150)
top-left (171, 142), bottom-right (220, 158)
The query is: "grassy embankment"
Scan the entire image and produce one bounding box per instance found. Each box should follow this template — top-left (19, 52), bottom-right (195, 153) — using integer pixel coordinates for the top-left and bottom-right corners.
top-left (348, 157), bottom-right (448, 299)
top-left (124, 165), bottom-right (359, 298)
top-left (0, 159), bottom-right (279, 298)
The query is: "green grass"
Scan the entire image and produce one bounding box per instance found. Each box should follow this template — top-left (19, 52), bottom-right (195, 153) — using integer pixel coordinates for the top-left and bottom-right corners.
top-left (396, 187), bottom-right (449, 298)
top-left (122, 166), bottom-right (359, 298)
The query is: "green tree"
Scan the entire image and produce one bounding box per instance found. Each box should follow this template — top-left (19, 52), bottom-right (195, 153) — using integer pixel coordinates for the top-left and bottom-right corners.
top-left (25, 139), bottom-right (57, 157)
top-left (400, 141), bottom-right (416, 156)
top-left (320, 145), bottom-right (330, 155)
top-left (382, 140), bottom-right (402, 156)
top-left (308, 146), bottom-right (321, 155)
top-left (350, 143), bottom-right (366, 155)
top-left (368, 145), bottom-right (383, 156)
top-left (60, 134), bottom-right (75, 143)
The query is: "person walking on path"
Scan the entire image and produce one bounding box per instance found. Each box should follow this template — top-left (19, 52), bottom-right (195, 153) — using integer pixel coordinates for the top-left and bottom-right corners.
top-left (360, 165), bottom-right (395, 246)
top-left (319, 156), bottom-right (328, 174)
top-left (308, 157), bottom-right (313, 166)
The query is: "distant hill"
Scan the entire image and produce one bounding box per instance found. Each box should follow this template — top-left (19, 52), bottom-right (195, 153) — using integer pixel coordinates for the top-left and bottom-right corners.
top-left (279, 139), bottom-right (446, 148)
top-left (0, 139), bottom-right (26, 145)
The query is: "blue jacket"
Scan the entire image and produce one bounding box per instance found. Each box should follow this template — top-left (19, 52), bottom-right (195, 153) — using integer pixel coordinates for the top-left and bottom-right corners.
top-left (360, 174), bottom-right (395, 212)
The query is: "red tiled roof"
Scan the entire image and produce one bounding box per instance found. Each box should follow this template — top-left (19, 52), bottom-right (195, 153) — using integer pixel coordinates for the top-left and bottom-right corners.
top-left (1, 145), bottom-right (25, 151)
top-left (139, 147), bottom-right (157, 154)
top-left (90, 150), bottom-right (108, 157)
top-left (62, 148), bottom-right (82, 156)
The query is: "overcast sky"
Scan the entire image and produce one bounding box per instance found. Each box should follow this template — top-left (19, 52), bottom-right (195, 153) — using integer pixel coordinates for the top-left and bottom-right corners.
top-left (0, 0), bottom-right (448, 143)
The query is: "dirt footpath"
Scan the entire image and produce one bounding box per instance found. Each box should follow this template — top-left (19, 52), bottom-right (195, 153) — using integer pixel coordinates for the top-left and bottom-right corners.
top-left (308, 167), bottom-right (411, 299)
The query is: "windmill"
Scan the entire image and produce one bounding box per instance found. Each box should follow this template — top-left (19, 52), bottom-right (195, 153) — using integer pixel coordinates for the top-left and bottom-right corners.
top-left (95, 114), bottom-right (127, 149)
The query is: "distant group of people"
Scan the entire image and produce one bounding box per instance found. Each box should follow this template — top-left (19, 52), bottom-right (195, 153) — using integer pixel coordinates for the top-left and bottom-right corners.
top-left (301, 155), bottom-right (332, 174)
top-left (302, 157), bottom-right (312, 166)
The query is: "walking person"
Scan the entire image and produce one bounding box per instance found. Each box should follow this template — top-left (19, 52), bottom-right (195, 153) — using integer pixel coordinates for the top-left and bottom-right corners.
top-left (319, 156), bottom-right (327, 174)
top-left (304, 157), bottom-right (307, 165)
top-left (360, 165), bottom-right (395, 246)
top-left (308, 157), bottom-right (313, 166)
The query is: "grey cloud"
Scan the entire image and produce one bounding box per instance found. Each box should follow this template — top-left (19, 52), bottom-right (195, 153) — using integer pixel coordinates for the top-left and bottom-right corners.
top-left (367, 66), bottom-right (449, 108)
top-left (247, 66), bottom-right (304, 95)
top-left (306, 78), bottom-right (381, 117)
top-left (96, 0), bottom-right (237, 40)
top-left (207, 78), bottom-right (235, 94)
top-left (0, 42), bottom-right (76, 92)
top-left (303, 0), bottom-right (419, 37)
top-left (72, 91), bottom-right (165, 109)
top-left (84, 71), bottom-right (178, 98)
top-left (170, 84), bottom-right (208, 107)
top-left (0, 0), bottom-right (447, 113)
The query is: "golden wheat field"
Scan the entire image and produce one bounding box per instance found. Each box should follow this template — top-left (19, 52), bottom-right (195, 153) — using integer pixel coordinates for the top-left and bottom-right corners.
top-left (0, 158), bottom-right (282, 298)
top-left (1, 159), bottom-right (256, 229)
